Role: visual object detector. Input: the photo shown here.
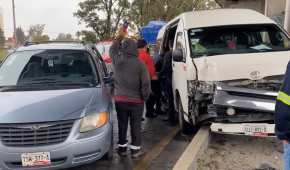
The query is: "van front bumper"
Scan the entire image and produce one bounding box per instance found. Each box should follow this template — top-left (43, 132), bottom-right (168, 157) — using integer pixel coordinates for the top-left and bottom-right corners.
top-left (207, 84), bottom-right (277, 123)
top-left (0, 121), bottom-right (112, 170)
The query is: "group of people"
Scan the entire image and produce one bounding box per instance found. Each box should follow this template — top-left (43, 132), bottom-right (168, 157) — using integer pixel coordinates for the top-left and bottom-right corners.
top-left (109, 28), bottom-right (174, 158)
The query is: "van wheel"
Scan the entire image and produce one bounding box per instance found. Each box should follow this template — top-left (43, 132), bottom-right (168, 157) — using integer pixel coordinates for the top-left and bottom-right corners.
top-left (177, 97), bottom-right (194, 135)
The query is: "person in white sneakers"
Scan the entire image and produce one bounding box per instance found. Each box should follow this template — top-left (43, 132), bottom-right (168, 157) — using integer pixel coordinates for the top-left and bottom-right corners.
top-left (110, 28), bottom-right (151, 158)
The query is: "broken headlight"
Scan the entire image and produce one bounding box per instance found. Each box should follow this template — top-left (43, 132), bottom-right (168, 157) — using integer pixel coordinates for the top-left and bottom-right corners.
top-left (188, 81), bottom-right (216, 95)
top-left (198, 81), bottom-right (216, 94)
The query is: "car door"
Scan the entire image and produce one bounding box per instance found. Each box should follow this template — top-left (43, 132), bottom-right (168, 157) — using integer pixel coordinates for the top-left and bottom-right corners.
top-left (172, 21), bottom-right (190, 120)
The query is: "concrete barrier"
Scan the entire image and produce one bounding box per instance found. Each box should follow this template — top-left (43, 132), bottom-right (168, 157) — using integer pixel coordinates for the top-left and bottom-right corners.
top-left (173, 126), bottom-right (210, 170)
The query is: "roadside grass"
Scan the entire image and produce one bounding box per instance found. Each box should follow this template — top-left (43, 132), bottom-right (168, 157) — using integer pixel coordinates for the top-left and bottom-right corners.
top-left (0, 49), bottom-right (7, 61)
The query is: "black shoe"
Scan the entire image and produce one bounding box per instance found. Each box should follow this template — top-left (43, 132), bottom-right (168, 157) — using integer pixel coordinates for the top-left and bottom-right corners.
top-left (131, 149), bottom-right (145, 159)
top-left (117, 147), bottom-right (127, 157)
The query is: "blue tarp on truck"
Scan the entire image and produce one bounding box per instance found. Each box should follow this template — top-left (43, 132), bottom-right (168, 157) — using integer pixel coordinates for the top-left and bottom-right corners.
top-left (140, 21), bottom-right (166, 45)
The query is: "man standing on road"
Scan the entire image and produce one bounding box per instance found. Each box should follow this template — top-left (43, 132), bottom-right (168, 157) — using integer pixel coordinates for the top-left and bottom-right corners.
top-left (137, 39), bottom-right (159, 118)
top-left (110, 28), bottom-right (151, 158)
top-left (275, 61), bottom-right (290, 170)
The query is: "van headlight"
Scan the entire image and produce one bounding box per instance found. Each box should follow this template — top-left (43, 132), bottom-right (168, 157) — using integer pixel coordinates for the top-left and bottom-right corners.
top-left (80, 112), bottom-right (109, 133)
top-left (197, 81), bottom-right (215, 94)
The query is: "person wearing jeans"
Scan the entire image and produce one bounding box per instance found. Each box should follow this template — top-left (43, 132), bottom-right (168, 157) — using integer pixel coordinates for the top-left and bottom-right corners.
top-left (275, 61), bottom-right (290, 170)
top-left (115, 103), bottom-right (144, 150)
top-left (110, 28), bottom-right (151, 158)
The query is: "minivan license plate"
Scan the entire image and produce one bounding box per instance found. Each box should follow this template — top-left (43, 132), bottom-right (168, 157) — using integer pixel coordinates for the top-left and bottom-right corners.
top-left (21, 152), bottom-right (51, 167)
top-left (244, 124), bottom-right (267, 136)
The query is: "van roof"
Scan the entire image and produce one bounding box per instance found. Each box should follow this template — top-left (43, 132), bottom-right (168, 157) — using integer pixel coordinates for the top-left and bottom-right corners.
top-left (173, 9), bottom-right (276, 29)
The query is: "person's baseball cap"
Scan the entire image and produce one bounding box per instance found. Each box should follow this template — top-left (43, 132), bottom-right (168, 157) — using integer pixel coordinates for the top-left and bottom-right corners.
top-left (137, 39), bottom-right (148, 48)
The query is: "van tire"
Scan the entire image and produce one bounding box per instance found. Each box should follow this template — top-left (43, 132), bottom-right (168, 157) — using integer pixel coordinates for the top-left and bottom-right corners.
top-left (177, 97), bottom-right (194, 135)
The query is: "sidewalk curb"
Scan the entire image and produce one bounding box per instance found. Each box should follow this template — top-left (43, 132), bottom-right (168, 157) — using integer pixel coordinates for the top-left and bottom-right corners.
top-left (173, 126), bottom-right (210, 170)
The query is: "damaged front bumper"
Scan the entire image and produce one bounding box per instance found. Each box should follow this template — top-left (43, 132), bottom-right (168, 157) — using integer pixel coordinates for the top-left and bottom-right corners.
top-left (208, 83), bottom-right (278, 123)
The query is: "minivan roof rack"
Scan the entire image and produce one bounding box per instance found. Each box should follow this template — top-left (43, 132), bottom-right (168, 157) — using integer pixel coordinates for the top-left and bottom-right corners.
top-left (23, 41), bottom-right (86, 46)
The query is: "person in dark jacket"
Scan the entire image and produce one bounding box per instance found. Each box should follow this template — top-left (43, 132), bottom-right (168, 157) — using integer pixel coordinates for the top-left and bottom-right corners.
top-left (110, 28), bottom-right (151, 158)
top-left (137, 39), bottom-right (159, 118)
top-left (275, 61), bottom-right (290, 170)
top-left (159, 40), bottom-right (175, 124)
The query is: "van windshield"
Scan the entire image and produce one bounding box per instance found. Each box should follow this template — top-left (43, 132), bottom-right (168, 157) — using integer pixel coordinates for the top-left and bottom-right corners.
top-left (188, 24), bottom-right (290, 57)
top-left (0, 50), bottom-right (98, 88)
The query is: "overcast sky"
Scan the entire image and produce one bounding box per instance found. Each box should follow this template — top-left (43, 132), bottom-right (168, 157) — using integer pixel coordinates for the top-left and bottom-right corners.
top-left (0, 0), bottom-right (86, 38)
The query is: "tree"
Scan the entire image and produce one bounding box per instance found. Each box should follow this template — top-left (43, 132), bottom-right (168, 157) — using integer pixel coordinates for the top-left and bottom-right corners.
top-left (16, 27), bottom-right (26, 45)
top-left (193, 0), bottom-right (220, 10)
top-left (0, 28), bottom-right (5, 48)
top-left (130, 0), bottom-right (194, 27)
top-left (28, 24), bottom-right (50, 42)
top-left (74, 0), bottom-right (130, 41)
top-left (79, 30), bottom-right (97, 43)
top-left (129, 0), bottom-right (219, 28)
top-left (76, 31), bottom-right (82, 40)
top-left (55, 33), bottom-right (74, 41)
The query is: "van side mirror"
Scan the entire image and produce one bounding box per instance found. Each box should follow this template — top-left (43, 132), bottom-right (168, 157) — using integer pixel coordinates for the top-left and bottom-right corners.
top-left (172, 49), bottom-right (183, 62)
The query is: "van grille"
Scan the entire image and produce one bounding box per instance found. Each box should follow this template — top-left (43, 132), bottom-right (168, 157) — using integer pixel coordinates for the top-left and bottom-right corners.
top-left (0, 120), bottom-right (74, 147)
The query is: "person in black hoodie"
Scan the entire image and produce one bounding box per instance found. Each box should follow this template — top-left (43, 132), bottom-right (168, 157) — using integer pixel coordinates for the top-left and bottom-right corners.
top-left (275, 61), bottom-right (290, 170)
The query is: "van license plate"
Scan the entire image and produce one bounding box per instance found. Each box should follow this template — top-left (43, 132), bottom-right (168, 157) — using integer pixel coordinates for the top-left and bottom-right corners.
top-left (21, 152), bottom-right (51, 167)
top-left (244, 124), bottom-right (267, 136)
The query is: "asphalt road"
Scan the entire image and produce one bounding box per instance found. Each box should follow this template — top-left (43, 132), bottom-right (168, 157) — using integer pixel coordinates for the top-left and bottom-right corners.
top-left (66, 114), bottom-right (193, 170)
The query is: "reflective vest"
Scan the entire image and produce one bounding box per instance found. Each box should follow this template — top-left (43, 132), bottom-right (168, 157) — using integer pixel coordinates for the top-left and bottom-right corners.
top-left (275, 61), bottom-right (290, 141)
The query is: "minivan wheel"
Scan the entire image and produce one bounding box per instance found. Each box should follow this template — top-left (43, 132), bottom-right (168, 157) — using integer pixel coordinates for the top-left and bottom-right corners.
top-left (177, 97), bottom-right (194, 135)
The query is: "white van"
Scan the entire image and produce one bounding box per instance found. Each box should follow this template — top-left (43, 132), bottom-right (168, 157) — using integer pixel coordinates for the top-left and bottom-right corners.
top-left (159, 9), bottom-right (290, 136)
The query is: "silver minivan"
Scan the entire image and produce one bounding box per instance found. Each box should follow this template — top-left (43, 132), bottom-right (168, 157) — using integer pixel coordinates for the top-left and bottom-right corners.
top-left (0, 42), bottom-right (113, 169)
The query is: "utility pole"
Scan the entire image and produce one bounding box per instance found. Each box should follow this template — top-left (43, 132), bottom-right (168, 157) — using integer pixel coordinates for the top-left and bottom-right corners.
top-left (12, 0), bottom-right (17, 44)
top-left (285, 0), bottom-right (290, 33)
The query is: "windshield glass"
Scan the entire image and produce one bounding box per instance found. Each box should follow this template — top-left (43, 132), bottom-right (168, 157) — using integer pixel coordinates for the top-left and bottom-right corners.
top-left (0, 50), bottom-right (98, 88)
top-left (188, 24), bottom-right (290, 57)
